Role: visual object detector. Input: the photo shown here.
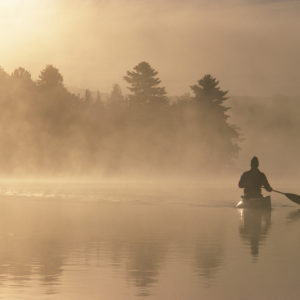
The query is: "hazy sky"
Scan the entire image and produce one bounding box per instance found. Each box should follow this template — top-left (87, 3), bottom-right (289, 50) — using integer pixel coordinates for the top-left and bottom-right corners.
top-left (0, 0), bottom-right (299, 96)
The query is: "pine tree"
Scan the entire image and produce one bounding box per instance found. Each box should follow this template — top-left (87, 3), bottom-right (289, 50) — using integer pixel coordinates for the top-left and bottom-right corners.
top-left (85, 89), bottom-right (93, 103)
top-left (0, 67), bottom-right (9, 86)
top-left (11, 67), bottom-right (34, 89)
top-left (108, 84), bottom-right (124, 106)
top-left (191, 74), bottom-right (229, 116)
top-left (190, 74), bottom-right (240, 165)
top-left (96, 90), bottom-right (102, 103)
top-left (37, 65), bottom-right (63, 89)
top-left (11, 67), bottom-right (32, 81)
top-left (124, 61), bottom-right (167, 106)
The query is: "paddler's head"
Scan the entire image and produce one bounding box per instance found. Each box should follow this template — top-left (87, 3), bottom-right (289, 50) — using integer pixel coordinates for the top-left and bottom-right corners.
top-left (251, 156), bottom-right (259, 169)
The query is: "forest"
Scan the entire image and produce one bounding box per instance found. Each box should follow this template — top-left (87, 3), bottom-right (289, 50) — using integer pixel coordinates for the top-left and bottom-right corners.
top-left (0, 61), bottom-right (241, 176)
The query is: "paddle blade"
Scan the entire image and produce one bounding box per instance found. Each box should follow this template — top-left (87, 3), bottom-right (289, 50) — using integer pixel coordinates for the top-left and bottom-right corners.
top-left (285, 193), bottom-right (300, 204)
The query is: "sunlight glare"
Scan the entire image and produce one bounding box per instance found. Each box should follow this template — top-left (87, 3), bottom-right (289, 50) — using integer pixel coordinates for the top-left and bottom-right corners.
top-left (0, 0), bottom-right (23, 6)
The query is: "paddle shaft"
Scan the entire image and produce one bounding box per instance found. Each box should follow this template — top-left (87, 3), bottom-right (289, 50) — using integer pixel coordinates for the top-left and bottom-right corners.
top-left (272, 189), bottom-right (286, 195)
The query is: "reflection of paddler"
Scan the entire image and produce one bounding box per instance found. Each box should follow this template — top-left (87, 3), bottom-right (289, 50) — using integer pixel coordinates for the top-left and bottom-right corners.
top-left (239, 157), bottom-right (272, 198)
top-left (239, 208), bottom-right (271, 257)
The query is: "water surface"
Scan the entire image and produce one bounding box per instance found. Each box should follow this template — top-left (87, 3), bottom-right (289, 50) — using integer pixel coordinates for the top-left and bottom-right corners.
top-left (0, 181), bottom-right (299, 300)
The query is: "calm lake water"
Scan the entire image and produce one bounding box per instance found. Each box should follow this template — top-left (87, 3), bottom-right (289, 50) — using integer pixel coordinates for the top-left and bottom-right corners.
top-left (0, 180), bottom-right (299, 300)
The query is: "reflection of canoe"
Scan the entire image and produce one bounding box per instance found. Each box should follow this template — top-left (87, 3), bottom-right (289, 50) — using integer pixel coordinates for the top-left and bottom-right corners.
top-left (238, 205), bottom-right (271, 257)
top-left (236, 196), bottom-right (271, 209)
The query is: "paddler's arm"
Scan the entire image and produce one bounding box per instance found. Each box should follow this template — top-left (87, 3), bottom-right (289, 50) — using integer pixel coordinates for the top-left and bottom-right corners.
top-left (261, 173), bottom-right (272, 192)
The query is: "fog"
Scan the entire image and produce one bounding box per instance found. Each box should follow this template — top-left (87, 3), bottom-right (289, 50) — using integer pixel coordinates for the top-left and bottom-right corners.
top-left (0, 0), bottom-right (299, 179)
top-left (231, 95), bottom-right (300, 178)
top-left (1, 0), bottom-right (300, 96)
top-left (0, 3), bottom-right (300, 299)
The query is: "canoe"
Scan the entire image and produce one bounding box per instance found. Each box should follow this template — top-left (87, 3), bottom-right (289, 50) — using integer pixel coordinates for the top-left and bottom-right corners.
top-left (236, 195), bottom-right (271, 209)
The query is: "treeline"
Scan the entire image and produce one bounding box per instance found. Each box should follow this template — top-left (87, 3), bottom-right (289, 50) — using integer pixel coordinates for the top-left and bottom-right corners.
top-left (0, 62), bottom-right (239, 175)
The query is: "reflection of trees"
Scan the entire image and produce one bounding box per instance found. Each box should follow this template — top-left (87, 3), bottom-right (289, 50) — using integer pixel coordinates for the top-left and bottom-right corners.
top-left (105, 206), bottom-right (168, 297)
top-left (57, 201), bottom-right (168, 297)
top-left (0, 238), bottom-right (64, 294)
top-left (34, 238), bottom-right (64, 293)
top-left (0, 189), bottom-right (232, 297)
top-left (126, 241), bottom-right (166, 296)
top-left (239, 208), bottom-right (271, 258)
top-left (0, 239), bottom-right (32, 284)
top-left (195, 242), bottom-right (223, 280)
top-left (194, 234), bottom-right (224, 284)
top-left (0, 200), bottom-right (67, 294)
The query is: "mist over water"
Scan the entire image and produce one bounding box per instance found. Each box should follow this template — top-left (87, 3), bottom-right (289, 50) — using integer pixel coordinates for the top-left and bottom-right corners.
top-left (230, 95), bottom-right (300, 179)
top-left (0, 181), bottom-right (300, 299)
top-left (1, 0), bottom-right (299, 178)
top-left (0, 0), bottom-right (299, 299)
top-left (1, 0), bottom-right (300, 95)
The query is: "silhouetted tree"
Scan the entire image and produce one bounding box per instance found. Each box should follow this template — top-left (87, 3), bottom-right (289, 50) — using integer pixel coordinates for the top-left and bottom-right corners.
top-left (124, 62), bottom-right (167, 106)
top-left (0, 64), bottom-right (242, 175)
top-left (122, 62), bottom-right (173, 170)
top-left (11, 68), bottom-right (35, 92)
top-left (191, 75), bottom-right (229, 113)
top-left (0, 66), bottom-right (9, 81)
top-left (96, 90), bottom-right (102, 103)
top-left (37, 65), bottom-right (64, 89)
top-left (85, 89), bottom-right (93, 103)
top-left (0, 67), bottom-right (10, 92)
top-left (11, 67), bottom-right (32, 82)
top-left (190, 74), bottom-right (240, 166)
top-left (108, 84), bottom-right (124, 106)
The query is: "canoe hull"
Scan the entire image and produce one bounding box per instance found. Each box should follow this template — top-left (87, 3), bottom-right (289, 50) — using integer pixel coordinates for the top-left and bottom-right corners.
top-left (236, 196), bottom-right (271, 209)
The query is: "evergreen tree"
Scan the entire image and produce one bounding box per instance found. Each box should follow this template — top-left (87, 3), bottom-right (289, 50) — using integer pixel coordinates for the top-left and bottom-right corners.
top-left (190, 74), bottom-right (240, 165)
top-left (108, 84), bottom-right (124, 105)
top-left (124, 62), bottom-right (167, 106)
top-left (123, 62), bottom-right (171, 170)
top-left (11, 67), bottom-right (32, 81)
top-left (96, 90), bottom-right (102, 103)
top-left (37, 65), bottom-right (63, 89)
top-left (85, 89), bottom-right (93, 103)
top-left (0, 66), bottom-right (10, 87)
top-left (191, 74), bottom-right (229, 116)
top-left (11, 67), bottom-right (34, 89)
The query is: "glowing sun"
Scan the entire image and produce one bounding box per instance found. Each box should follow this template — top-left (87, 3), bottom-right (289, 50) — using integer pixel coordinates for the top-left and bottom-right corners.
top-left (0, 0), bottom-right (23, 7)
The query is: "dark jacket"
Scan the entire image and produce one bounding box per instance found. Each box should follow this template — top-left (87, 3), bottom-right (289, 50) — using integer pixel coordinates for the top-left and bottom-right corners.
top-left (239, 168), bottom-right (272, 197)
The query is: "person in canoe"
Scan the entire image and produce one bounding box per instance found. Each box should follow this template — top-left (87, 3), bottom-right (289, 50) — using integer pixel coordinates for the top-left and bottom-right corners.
top-left (239, 156), bottom-right (272, 198)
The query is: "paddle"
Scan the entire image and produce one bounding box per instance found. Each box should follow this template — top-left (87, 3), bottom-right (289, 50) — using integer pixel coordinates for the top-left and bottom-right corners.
top-left (272, 189), bottom-right (300, 205)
